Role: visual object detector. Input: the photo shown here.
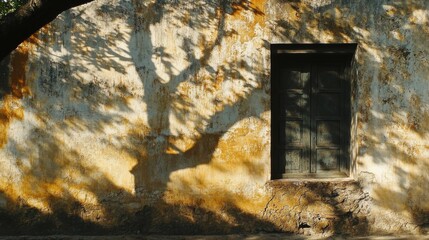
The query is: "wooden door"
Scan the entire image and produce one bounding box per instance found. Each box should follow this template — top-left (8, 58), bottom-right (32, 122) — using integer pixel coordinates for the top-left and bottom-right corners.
top-left (280, 67), bottom-right (311, 174)
top-left (311, 64), bottom-right (348, 176)
top-left (278, 62), bottom-right (349, 178)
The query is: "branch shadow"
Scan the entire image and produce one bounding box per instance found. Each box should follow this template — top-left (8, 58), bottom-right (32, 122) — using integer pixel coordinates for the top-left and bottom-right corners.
top-left (0, 0), bottom-right (277, 235)
top-left (0, 0), bottom-right (428, 237)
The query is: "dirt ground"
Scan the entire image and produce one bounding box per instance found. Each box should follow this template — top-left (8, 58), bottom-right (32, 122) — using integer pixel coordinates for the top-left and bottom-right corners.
top-left (1, 234), bottom-right (429, 240)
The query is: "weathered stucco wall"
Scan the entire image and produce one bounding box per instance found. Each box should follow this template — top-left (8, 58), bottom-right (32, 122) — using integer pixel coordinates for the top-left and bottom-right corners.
top-left (0, 0), bottom-right (428, 236)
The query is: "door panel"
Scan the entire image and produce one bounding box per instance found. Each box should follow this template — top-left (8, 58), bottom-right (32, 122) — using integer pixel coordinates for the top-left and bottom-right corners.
top-left (281, 69), bottom-right (309, 89)
top-left (316, 120), bottom-right (341, 146)
top-left (317, 149), bottom-right (340, 171)
top-left (284, 149), bottom-right (302, 171)
top-left (282, 68), bottom-right (311, 173)
top-left (312, 65), bottom-right (345, 174)
top-left (318, 68), bottom-right (342, 89)
top-left (277, 63), bottom-right (348, 177)
top-left (283, 92), bottom-right (307, 118)
top-left (316, 93), bottom-right (341, 116)
top-left (285, 120), bottom-right (303, 144)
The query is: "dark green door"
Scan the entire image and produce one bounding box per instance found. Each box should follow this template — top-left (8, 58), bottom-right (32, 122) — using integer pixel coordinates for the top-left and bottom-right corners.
top-left (279, 63), bottom-right (349, 177)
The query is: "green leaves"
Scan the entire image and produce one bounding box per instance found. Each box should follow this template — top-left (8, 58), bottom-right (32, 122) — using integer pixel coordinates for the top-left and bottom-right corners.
top-left (0, 0), bottom-right (27, 19)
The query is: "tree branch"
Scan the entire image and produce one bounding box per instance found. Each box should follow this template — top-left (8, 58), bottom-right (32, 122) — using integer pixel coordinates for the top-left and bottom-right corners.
top-left (0, 0), bottom-right (95, 61)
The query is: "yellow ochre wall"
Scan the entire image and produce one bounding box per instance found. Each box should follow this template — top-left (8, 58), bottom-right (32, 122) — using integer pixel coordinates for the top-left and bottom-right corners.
top-left (0, 0), bottom-right (428, 236)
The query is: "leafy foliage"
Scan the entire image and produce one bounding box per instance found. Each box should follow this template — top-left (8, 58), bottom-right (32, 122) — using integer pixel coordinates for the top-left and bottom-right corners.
top-left (0, 0), bottom-right (27, 19)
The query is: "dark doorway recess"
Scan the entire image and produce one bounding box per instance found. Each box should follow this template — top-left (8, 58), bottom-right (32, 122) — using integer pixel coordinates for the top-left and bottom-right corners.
top-left (271, 44), bottom-right (357, 179)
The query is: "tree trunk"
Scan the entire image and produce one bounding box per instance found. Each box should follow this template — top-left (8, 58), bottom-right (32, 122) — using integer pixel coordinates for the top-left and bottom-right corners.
top-left (0, 0), bottom-right (94, 61)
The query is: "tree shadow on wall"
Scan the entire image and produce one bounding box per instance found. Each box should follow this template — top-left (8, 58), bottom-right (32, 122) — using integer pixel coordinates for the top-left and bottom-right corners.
top-left (265, 0), bottom-right (429, 236)
top-left (128, 0), bottom-right (264, 187)
top-left (1, 0), bottom-right (428, 236)
top-left (125, 0), bottom-right (276, 233)
top-left (0, 0), bottom-right (279, 235)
